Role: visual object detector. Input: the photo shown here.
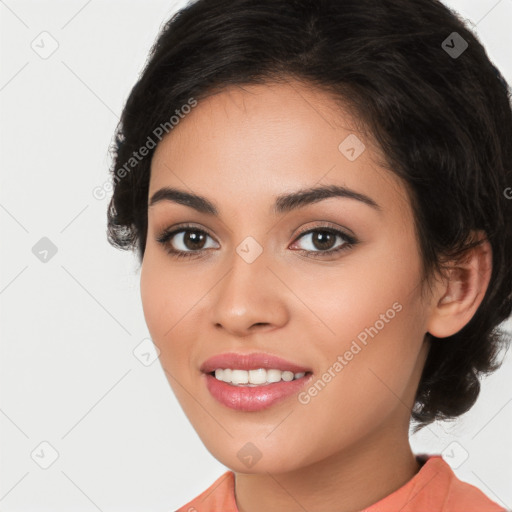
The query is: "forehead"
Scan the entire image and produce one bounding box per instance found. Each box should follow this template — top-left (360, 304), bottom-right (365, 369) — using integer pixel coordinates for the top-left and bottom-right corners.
top-left (149, 80), bottom-right (408, 217)
top-left (153, 80), bottom-right (379, 162)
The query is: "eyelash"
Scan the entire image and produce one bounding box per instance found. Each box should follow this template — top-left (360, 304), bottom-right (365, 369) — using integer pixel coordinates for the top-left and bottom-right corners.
top-left (155, 223), bottom-right (358, 260)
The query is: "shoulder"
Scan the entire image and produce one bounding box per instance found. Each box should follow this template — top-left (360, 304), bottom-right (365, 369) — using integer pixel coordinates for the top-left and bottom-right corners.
top-left (175, 470), bottom-right (238, 512)
top-left (365, 454), bottom-right (507, 512)
top-left (431, 456), bottom-right (506, 512)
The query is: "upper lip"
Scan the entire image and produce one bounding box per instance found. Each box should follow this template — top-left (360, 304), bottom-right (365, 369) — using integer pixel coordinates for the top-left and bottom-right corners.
top-left (200, 352), bottom-right (312, 374)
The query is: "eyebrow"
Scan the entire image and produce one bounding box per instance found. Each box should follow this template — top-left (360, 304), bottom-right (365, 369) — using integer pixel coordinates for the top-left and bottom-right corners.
top-left (148, 184), bottom-right (381, 215)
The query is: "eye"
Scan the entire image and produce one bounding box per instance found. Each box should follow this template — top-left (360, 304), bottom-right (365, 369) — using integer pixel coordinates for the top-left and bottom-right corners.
top-left (156, 223), bottom-right (358, 260)
top-left (289, 226), bottom-right (357, 258)
top-left (156, 224), bottom-right (219, 259)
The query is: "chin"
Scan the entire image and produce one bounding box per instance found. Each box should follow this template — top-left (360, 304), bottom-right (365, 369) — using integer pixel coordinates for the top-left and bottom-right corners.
top-left (202, 437), bottom-right (312, 475)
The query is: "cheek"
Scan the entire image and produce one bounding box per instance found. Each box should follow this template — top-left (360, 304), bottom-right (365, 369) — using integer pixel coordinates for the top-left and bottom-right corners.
top-left (292, 303), bottom-right (425, 459)
top-left (140, 250), bottom-right (187, 360)
top-left (140, 251), bottom-right (166, 340)
top-left (312, 234), bottom-right (423, 348)
top-left (139, 248), bottom-right (210, 379)
top-left (306, 234), bottom-right (426, 409)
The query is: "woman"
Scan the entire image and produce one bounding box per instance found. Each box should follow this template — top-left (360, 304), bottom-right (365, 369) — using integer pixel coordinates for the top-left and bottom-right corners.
top-left (106, 0), bottom-right (512, 510)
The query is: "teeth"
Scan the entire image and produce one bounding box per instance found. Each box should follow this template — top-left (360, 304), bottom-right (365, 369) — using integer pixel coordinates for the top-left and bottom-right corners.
top-left (213, 368), bottom-right (307, 386)
top-left (231, 369), bottom-right (248, 385)
top-left (248, 368), bottom-right (267, 385)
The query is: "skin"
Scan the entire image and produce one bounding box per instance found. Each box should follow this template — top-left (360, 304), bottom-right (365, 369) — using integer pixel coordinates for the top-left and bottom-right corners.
top-left (139, 80), bottom-right (492, 512)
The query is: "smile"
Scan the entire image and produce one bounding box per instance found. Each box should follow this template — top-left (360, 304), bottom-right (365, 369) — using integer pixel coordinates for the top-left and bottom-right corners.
top-left (211, 368), bottom-right (307, 386)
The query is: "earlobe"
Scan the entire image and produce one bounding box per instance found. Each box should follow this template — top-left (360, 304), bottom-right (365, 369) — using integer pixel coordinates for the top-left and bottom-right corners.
top-left (426, 231), bottom-right (492, 338)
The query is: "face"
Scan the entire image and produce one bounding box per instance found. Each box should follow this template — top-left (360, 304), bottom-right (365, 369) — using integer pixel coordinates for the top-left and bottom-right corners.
top-left (140, 81), bottom-right (432, 473)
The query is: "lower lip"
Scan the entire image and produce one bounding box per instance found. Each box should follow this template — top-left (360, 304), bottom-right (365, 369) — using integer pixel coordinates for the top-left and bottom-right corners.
top-left (204, 372), bottom-right (313, 411)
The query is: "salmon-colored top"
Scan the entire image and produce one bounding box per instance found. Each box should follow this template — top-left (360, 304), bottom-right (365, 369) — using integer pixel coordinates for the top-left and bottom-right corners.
top-left (175, 454), bottom-right (506, 512)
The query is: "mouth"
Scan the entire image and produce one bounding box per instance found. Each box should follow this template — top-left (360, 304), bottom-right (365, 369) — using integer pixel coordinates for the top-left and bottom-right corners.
top-left (200, 352), bottom-right (314, 411)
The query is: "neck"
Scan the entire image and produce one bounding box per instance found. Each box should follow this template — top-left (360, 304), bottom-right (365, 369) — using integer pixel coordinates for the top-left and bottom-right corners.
top-left (234, 419), bottom-right (420, 512)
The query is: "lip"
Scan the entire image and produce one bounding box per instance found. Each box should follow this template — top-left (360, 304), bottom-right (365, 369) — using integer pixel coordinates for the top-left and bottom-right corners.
top-left (200, 352), bottom-right (313, 412)
top-left (204, 373), bottom-right (313, 411)
top-left (200, 352), bottom-right (312, 374)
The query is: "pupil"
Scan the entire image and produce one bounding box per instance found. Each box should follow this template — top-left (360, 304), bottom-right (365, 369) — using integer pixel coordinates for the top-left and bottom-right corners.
top-left (185, 231), bottom-right (205, 250)
top-left (314, 231), bottom-right (335, 250)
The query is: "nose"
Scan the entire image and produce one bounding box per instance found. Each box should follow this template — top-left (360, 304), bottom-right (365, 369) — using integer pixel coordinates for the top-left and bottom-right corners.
top-left (209, 245), bottom-right (290, 338)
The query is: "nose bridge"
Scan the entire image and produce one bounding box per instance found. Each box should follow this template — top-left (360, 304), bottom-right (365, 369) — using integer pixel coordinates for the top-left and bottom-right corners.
top-left (209, 234), bottom-right (287, 334)
top-left (221, 235), bottom-right (272, 306)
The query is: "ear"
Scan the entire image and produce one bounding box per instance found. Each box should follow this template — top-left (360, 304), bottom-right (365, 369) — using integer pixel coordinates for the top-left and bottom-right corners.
top-left (426, 231), bottom-right (492, 338)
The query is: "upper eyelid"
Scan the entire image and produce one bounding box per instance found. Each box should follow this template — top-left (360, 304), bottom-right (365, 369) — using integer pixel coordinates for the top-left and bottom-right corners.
top-left (162, 224), bottom-right (218, 242)
top-left (294, 222), bottom-right (351, 237)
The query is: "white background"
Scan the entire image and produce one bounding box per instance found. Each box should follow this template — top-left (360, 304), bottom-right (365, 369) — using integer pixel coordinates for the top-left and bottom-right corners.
top-left (1, 0), bottom-right (511, 510)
